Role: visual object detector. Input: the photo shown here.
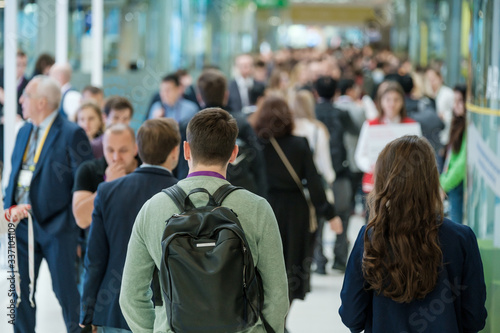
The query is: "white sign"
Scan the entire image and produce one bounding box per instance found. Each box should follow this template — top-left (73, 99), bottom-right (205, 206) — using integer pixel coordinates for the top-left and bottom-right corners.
top-left (355, 122), bottom-right (423, 172)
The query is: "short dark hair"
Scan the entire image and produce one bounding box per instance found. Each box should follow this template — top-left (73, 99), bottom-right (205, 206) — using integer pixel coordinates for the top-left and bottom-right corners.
top-left (252, 96), bottom-right (294, 139)
top-left (103, 96), bottom-right (134, 117)
top-left (137, 118), bottom-right (180, 165)
top-left (197, 69), bottom-right (227, 107)
top-left (186, 108), bottom-right (238, 166)
top-left (162, 73), bottom-right (180, 87)
top-left (82, 85), bottom-right (104, 96)
top-left (314, 76), bottom-right (337, 100)
top-left (34, 53), bottom-right (55, 75)
top-left (339, 79), bottom-right (355, 96)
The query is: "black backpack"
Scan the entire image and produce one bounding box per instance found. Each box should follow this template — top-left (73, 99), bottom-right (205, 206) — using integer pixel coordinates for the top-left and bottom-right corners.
top-left (160, 184), bottom-right (274, 333)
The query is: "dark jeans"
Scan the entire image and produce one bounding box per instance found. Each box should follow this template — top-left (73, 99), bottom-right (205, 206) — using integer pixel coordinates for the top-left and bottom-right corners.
top-left (313, 177), bottom-right (352, 268)
top-left (448, 181), bottom-right (464, 224)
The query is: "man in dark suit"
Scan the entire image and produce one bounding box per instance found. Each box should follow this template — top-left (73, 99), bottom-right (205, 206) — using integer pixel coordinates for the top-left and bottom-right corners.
top-left (80, 118), bottom-right (180, 332)
top-left (227, 54), bottom-right (255, 113)
top-left (4, 75), bottom-right (93, 333)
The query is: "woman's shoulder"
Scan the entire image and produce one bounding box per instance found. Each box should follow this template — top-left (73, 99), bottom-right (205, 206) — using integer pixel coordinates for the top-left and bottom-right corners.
top-left (439, 218), bottom-right (477, 248)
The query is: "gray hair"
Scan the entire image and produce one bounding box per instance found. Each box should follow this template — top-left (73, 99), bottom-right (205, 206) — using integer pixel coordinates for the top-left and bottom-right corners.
top-left (105, 123), bottom-right (136, 141)
top-left (32, 75), bottom-right (62, 111)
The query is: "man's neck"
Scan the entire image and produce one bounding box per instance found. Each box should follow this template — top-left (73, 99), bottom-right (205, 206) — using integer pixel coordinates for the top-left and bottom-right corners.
top-left (189, 164), bottom-right (227, 178)
top-left (31, 110), bottom-right (54, 126)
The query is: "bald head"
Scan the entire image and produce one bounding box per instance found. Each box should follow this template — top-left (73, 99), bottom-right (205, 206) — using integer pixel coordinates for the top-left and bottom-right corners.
top-left (49, 63), bottom-right (72, 86)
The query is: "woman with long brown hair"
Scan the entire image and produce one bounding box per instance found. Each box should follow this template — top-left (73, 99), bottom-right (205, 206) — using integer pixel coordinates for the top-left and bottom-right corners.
top-left (340, 135), bottom-right (487, 332)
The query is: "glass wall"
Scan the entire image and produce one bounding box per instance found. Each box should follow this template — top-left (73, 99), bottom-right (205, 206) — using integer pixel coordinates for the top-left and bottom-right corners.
top-left (0, 0), bottom-right (258, 128)
top-left (467, 0), bottom-right (500, 331)
top-left (391, 0), bottom-right (468, 86)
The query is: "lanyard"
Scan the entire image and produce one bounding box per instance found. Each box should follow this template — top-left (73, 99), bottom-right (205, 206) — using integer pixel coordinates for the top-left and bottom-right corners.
top-left (22, 119), bottom-right (55, 165)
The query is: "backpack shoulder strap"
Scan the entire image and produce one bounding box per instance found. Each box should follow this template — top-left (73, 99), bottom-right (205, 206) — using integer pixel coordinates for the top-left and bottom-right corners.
top-left (162, 185), bottom-right (187, 212)
top-left (212, 184), bottom-right (243, 206)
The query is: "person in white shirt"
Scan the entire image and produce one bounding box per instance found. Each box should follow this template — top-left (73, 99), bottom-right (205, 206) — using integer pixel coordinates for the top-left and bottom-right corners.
top-left (425, 68), bottom-right (454, 146)
top-left (49, 63), bottom-right (82, 121)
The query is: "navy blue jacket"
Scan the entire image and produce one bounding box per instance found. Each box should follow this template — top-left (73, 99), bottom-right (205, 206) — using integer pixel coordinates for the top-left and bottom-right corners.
top-left (80, 166), bottom-right (178, 329)
top-left (340, 219), bottom-right (487, 333)
top-left (4, 113), bottom-right (93, 233)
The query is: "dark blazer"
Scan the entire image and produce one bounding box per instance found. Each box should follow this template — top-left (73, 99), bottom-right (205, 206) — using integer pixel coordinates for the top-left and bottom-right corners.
top-left (80, 166), bottom-right (178, 329)
top-left (227, 79), bottom-right (255, 113)
top-left (4, 113), bottom-right (93, 233)
top-left (340, 219), bottom-right (487, 333)
top-left (315, 101), bottom-right (357, 179)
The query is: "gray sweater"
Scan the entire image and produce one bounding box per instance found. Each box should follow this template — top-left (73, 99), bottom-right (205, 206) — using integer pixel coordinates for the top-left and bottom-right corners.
top-left (120, 176), bottom-right (289, 332)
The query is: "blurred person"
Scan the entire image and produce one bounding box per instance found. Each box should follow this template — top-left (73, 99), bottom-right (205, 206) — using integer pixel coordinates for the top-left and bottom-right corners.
top-left (288, 62), bottom-right (312, 92)
top-left (292, 90), bottom-right (337, 275)
top-left (49, 63), bottom-right (82, 121)
top-left (340, 135), bottom-right (487, 332)
top-left (228, 54), bottom-right (255, 112)
top-left (0, 50), bottom-right (29, 118)
top-left (176, 68), bottom-right (200, 108)
top-left (81, 85), bottom-right (105, 109)
top-left (440, 84), bottom-right (467, 224)
top-left (292, 90), bottom-right (335, 189)
top-left (73, 124), bottom-right (139, 230)
top-left (91, 96), bottom-right (134, 159)
top-left (355, 81), bottom-right (421, 195)
top-left (120, 108), bottom-right (289, 332)
top-left (31, 53), bottom-right (55, 77)
top-left (254, 59), bottom-right (269, 83)
top-left (76, 102), bottom-right (105, 157)
top-left (5, 75), bottom-right (93, 333)
top-left (426, 67), bottom-right (454, 147)
top-left (147, 73), bottom-right (198, 122)
top-left (80, 119), bottom-right (180, 332)
top-left (267, 69), bottom-right (290, 98)
top-left (394, 74), bottom-right (445, 157)
top-left (335, 78), bottom-right (366, 216)
top-left (241, 81), bottom-right (266, 115)
top-left (252, 96), bottom-right (342, 314)
top-left (315, 76), bottom-right (358, 271)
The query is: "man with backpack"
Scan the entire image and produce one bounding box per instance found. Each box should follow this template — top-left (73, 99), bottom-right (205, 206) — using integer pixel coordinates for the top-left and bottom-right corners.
top-left (120, 108), bottom-right (288, 332)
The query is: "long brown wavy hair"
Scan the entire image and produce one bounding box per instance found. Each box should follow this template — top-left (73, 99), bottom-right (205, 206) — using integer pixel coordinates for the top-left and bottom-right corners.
top-left (363, 135), bottom-right (443, 303)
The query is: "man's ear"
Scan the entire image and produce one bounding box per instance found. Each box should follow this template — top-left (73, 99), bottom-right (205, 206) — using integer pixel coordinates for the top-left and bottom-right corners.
top-left (228, 145), bottom-right (239, 164)
top-left (183, 141), bottom-right (191, 161)
top-left (223, 90), bottom-right (229, 106)
top-left (196, 92), bottom-right (205, 109)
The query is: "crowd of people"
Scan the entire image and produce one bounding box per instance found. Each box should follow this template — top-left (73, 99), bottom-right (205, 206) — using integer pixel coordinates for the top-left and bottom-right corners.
top-left (0, 44), bottom-right (484, 333)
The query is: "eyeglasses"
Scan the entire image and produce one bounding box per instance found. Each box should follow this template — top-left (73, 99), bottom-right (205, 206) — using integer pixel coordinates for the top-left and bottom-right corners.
top-left (21, 91), bottom-right (40, 99)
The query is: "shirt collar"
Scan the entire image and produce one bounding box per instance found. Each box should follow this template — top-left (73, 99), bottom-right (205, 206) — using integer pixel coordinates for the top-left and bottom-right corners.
top-left (140, 163), bottom-right (171, 173)
top-left (36, 111), bottom-right (58, 131)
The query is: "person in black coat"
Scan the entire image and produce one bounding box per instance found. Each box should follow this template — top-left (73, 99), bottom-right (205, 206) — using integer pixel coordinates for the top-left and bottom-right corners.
top-left (80, 118), bottom-right (180, 331)
top-left (251, 95), bottom-right (342, 308)
top-left (314, 76), bottom-right (359, 272)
